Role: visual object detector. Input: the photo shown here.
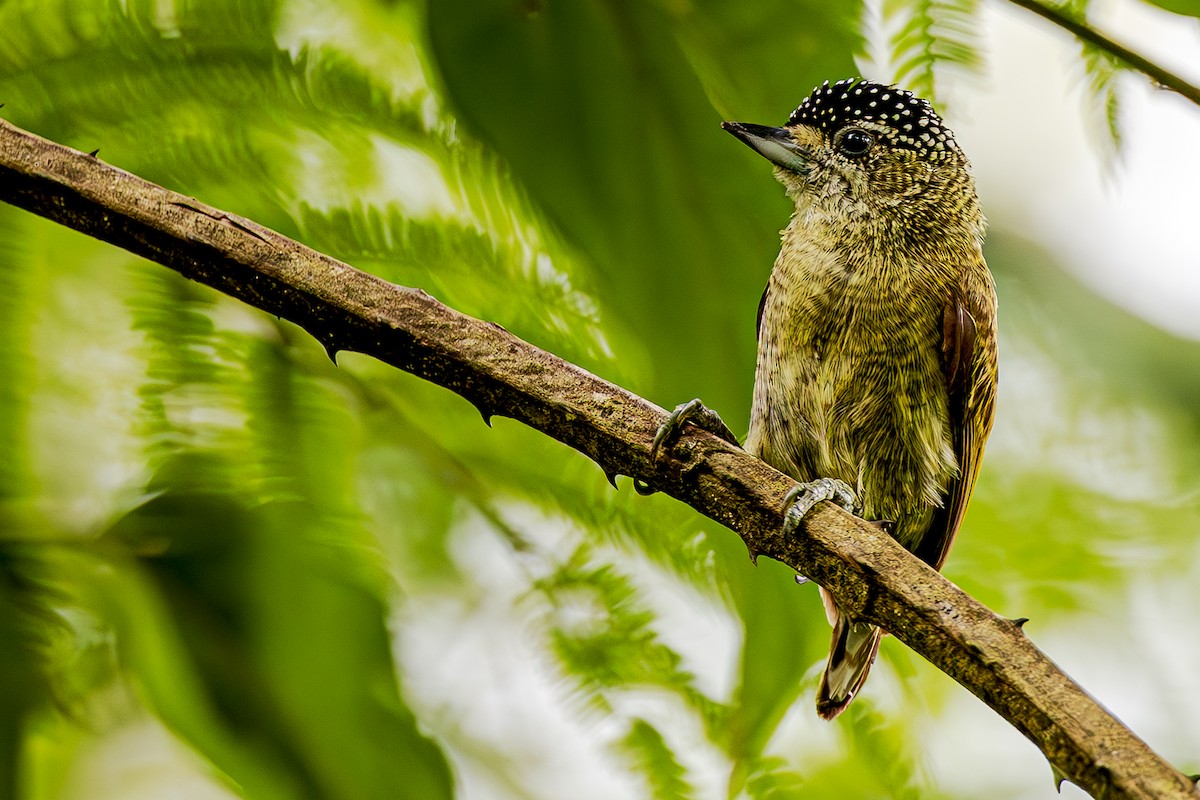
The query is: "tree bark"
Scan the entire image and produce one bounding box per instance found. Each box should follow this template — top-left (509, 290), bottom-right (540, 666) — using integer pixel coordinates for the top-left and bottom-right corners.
top-left (0, 118), bottom-right (1195, 800)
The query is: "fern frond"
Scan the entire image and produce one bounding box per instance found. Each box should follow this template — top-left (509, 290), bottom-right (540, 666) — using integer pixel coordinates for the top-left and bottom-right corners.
top-left (535, 547), bottom-right (727, 737)
top-left (618, 718), bottom-right (697, 800)
top-left (743, 755), bottom-right (804, 800)
top-left (881, 0), bottom-right (983, 104)
top-left (1058, 0), bottom-right (1123, 153)
top-left (1080, 40), bottom-right (1122, 153)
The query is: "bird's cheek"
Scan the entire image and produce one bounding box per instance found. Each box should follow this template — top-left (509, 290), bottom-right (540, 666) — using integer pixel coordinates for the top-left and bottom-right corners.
top-left (773, 166), bottom-right (812, 196)
top-left (872, 163), bottom-right (932, 198)
top-left (818, 166), bottom-right (866, 202)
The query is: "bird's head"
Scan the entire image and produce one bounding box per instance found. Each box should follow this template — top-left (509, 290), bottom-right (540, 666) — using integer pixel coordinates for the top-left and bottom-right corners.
top-left (724, 79), bottom-right (979, 230)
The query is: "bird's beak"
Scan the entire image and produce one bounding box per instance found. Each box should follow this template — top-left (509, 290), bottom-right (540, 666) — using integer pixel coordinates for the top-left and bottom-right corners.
top-left (722, 121), bottom-right (812, 174)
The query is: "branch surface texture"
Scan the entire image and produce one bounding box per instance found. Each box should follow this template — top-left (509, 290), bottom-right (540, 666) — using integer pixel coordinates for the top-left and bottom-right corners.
top-left (0, 118), bottom-right (1196, 800)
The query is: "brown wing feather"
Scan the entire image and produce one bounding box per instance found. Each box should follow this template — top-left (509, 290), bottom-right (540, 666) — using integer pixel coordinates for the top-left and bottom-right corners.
top-left (913, 264), bottom-right (998, 570)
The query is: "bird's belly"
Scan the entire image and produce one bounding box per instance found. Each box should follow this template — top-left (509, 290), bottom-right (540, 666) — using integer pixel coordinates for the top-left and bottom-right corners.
top-left (751, 341), bottom-right (957, 545)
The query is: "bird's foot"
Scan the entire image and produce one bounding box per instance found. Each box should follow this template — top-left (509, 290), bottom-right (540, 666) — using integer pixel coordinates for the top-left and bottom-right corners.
top-left (782, 478), bottom-right (858, 584)
top-left (782, 478), bottom-right (858, 532)
top-left (650, 398), bottom-right (739, 459)
top-left (635, 399), bottom-right (738, 495)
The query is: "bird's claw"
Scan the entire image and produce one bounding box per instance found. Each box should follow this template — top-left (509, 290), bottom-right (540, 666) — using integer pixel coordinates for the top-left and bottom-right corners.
top-left (650, 398), bottom-right (739, 461)
top-left (783, 477), bottom-right (858, 585)
top-left (635, 399), bottom-right (738, 496)
top-left (782, 477), bottom-right (858, 535)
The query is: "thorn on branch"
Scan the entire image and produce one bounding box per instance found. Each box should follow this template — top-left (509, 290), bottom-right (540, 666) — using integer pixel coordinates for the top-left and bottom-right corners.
top-left (1050, 762), bottom-right (1069, 792)
top-left (87, 148), bottom-right (99, 157)
top-left (1011, 617), bottom-right (1030, 630)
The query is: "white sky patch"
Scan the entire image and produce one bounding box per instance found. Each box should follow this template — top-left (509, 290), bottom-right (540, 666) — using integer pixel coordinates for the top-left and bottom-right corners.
top-left (617, 540), bottom-right (742, 704)
top-left (395, 508), bottom-right (644, 800)
top-left (370, 133), bottom-right (463, 218)
top-left (288, 128), bottom-right (463, 221)
top-left (988, 339), bottom-right (1183, 502)
top-left (153, 0), bottom-right (181, 38)
top-left (926, 564), bottom-right (1200, 800)
top-left (276, 0), bottom-right (360, 55)
top-left (61, 718), bottom-right (238, 800)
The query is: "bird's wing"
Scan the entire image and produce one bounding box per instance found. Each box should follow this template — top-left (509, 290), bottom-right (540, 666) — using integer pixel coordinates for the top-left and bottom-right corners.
top-left (913, 261), bottom-right (998, 570)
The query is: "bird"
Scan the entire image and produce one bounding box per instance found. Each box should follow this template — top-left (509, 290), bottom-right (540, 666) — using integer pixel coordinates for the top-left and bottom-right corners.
top-left (653, 78), bottom-right (997, 720)
top-left (730, 78), bottom-right (998, 719)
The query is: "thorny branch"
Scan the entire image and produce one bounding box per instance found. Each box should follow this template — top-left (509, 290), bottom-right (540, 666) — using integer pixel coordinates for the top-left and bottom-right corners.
top-left (0, 118), bottom-right (1196, 800)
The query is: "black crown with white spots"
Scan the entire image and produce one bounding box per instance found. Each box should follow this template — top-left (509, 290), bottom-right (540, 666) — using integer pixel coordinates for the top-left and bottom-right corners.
top-left (788, 79), bottom-right (958, 158)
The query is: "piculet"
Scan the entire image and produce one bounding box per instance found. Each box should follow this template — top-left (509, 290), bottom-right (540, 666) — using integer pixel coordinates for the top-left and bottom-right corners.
top-left (650, 78), bottom-right (999, 720)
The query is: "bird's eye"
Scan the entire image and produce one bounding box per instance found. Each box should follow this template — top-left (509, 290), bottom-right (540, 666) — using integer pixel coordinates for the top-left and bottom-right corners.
top-left (839, 128), bottom-right (873, 158)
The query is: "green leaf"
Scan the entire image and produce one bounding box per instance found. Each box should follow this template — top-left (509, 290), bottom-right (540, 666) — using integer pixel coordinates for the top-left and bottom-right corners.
top-left (101, 485), bottom-right (454, 800)
top-left (0, 551), bottom-right (57, 800)
top-left (1142, 0), bottom-right (1200, 18)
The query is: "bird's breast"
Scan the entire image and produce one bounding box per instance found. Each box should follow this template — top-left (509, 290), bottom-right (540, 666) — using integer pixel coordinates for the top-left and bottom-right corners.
top-left (747, 244), bottom-right (958, 538)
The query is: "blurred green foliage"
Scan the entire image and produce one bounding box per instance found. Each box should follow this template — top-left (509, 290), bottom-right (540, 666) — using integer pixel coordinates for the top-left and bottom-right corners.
top-left (1, 1), bottom-right (1199, 799)
top-left (1141, 0), bottom-right (1200, 19)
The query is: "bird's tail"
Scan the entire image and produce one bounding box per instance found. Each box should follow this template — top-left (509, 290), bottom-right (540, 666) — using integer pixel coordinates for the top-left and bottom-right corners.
top-left (816, 588), bottom-right (882, 720)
